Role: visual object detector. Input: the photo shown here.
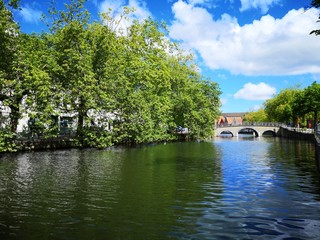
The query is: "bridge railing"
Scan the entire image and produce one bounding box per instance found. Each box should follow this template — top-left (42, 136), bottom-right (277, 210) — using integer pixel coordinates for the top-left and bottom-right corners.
top-left (217, 122), bottom-right (285, 128)
top-left (283, 126), bottom-right (314, 134)
top-left (242, 122), bottom-right (286, 127)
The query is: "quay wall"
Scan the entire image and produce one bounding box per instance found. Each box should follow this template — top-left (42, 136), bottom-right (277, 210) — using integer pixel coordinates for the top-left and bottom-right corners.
top-left (16, 138), bottom-right (77, 151)
top-left (278, 127), bottom-right (320, 170)
top-left (278, 127), bottom-right (315, 142)
top-left (316, 135), bottom-right (320, 170)
top-left (3, 127), bottom-right (319, 154)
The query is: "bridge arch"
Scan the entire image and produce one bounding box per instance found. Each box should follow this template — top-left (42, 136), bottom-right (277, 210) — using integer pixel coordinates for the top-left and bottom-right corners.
top-left (219, 130), bottom-right (234, 137)
top-left (238, 128), bottom-right (259, 137)
top-left (262, 130), bottom-right (276, 137)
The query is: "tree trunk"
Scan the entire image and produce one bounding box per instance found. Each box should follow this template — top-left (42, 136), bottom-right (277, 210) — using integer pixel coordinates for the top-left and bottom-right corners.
top-left (9, 104), bottom-right (20, 133)
top-left (314, 111), bottom-right (318, 129)
top-left (8, 95), bottom-right (24, 133)
top-left (76, 98), bottom-right (86, 137)
top-left (77, 111), bottom-right (84, 136)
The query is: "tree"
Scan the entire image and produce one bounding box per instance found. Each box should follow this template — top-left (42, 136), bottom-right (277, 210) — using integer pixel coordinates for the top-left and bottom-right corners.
top-left (99, 14), bottom-right (221, 143)
top-left (108, 18), bottom-right (177, 144)
top-left (48, 0), bottom-right (100, 139)
top-left (166, 48), bottom-right (221, 139)
top-left (0, 0), bottom-right (21, 132)
top-left (22, 33), bottom-right (58, 136)
top-left (184, 80), bottom-right (221, 139)
top-left (301, 82), bottom-right (320, 127)
top-left (0, 0), bottom-right (34, 151)
top-left (0, 1), bottom-right (40, 133)
top-left (264, 83), bottom-right (319, 128)
top-left (4, 0), bottom-right (20, 8)
top-left (79, 19), bottom-right (124, 148)
top-left (264, 88), bottom-right (302, 125)
top-left (243, 109), bottom-right (268, 122)
top-left (0, 1), bottom-right (222, 151)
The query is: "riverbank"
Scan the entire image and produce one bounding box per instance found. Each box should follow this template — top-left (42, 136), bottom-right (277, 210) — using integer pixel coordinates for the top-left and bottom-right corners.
top-left (0, 135), bottom-right (184, 155)
top-left (315, 134), bottom-right (320, 170)
top-left (0, 127), bottom-right (317, 155)
top-left (278, 126), bottom-right (315, 142)
top-left (16, 137), bottom-right (78, 151)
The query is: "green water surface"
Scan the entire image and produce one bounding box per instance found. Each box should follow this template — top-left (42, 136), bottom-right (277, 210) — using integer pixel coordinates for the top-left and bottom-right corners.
top-left (1, 138), bottom-right (320, 239)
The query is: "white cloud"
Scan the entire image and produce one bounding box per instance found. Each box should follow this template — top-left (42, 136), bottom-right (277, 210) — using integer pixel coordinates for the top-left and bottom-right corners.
top-left (169, 2), bottom-right (320, 76)
top-left (128, 0), bottom-right (150, 20)
top-left (234, 82), bottom-right (276, 100)
top-left (99, 0), bottom-right (126, 17)
top-left (188, 0), bottom-right (211, 7)
top-left (20, 5), bottom-right (42, 23)
top-left (99, 0), bottom-right (151, 31)
top-left (240, 0), bottom-right (280, 14)
top-left (188, 0), bottom-right (205, 4)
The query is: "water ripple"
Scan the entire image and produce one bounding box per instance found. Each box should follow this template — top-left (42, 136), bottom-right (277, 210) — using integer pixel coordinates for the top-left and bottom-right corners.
top-left (1, 140), bottom-right (320, 239)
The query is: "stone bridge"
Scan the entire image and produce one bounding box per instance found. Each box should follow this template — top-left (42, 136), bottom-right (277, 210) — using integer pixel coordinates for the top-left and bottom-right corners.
top-left (215, 122), bottom-right (285, 137)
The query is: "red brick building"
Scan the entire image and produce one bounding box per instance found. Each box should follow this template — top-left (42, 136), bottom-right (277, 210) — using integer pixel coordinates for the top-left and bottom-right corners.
top-left (217, 112), bottom-right (247, 127)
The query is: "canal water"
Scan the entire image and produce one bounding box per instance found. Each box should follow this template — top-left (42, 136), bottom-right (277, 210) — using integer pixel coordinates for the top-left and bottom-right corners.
top-left (0, 138), bottom-right (320, 239)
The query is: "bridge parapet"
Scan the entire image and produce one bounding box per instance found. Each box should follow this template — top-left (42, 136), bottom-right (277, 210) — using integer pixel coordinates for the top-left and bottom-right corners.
top-left (217, 122), bottom-right (285, 128)
top-left (283, 127), bottom-right (314, 134)
top-left (215, 122), bottom-right (284, 137)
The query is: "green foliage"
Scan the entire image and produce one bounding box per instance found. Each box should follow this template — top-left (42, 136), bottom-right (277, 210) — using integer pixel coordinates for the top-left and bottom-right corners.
top-left (264, 88), bottom-right (302, 124)
top-left (1, 2), bottom-right (52, 138)
top-left (263, 82), bottom-right (320, 127)
top-left (6, 0), bottom-right (20, 9)
top-left (0, 128), bottom-right (17, 152)
top-left (0, 0), bottom-right (23, 132)
top-left (0, 2), bottom-right (222, 152)
top-left (300, 82), bottom-right (320, 126)
top-left (243, 109), bottom-right (268, 122)
top-left (303, 82), bottom-right (320, 112)
top-left (80, 126), bottom-right (112, 149)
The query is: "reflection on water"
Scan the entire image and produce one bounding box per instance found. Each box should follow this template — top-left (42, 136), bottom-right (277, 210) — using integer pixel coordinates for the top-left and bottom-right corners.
top-left (193, 138), bottom-right (320, 239)
top-left (0, 139), bottom-right (320, 239)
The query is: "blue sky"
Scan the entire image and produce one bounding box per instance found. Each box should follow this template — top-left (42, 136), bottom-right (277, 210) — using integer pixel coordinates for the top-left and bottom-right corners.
top-left (13, 0), bottom-right (320, 113)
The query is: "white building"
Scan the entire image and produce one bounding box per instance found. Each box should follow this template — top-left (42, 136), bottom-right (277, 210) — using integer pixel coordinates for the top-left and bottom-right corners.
top-left (1, 100), bottom-right (114, 133)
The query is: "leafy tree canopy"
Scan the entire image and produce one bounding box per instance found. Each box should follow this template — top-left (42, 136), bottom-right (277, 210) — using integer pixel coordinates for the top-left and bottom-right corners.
top-left (264, 87), bottom-right (302, 124)
top-left (243, 109), bottom-right (268, 122)
top-left (263, 82), bottom-right (319, 128)
top-left (0, 0), bottom-right (222, 152)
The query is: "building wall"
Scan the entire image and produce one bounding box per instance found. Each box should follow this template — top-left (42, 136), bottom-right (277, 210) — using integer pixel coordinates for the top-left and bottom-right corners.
top-left (217, 113), bottom-right (246, 126)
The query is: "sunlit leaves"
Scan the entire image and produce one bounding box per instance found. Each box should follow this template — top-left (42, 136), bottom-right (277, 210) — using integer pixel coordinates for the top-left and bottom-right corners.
top-left (264, 88), bottom-right (302, 124)
top-left (264, 83), bottom-right (320, 127)
top-left (0, 1), bottom-right (222, 151)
